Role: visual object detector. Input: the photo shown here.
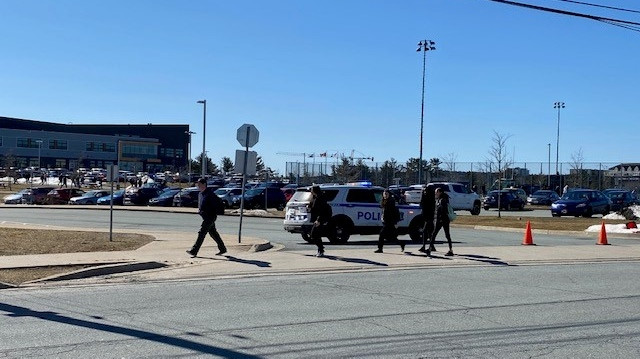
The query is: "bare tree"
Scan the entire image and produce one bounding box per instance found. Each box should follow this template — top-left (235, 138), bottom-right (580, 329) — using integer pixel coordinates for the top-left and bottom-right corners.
top-left (569, 148), bottom-right (584, 188)
top-left (487, 131), bottom-right (512, 217)
top-left (442, 152), bottom-right (458, 181)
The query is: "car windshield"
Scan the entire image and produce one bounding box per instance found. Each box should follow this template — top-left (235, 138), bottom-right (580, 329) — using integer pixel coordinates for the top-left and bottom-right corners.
top-left (607, 192), bottom-right (625, 199)
top-left (562, 191), bottom-right (591, 200)
top-left (290, 190), bottom-right (313, 203)
top-left (158, 190), bottom-right (179, 199)
top-left (533, 191), bottom-right (552, 196)
top-left (84, 191), bottom-right (102, 197)
top-left (245, 189), bottom-right (263, 197)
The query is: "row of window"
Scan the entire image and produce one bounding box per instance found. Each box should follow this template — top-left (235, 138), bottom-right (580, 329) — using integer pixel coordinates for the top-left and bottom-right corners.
top-left (159, 148), bottom-right (184, 158)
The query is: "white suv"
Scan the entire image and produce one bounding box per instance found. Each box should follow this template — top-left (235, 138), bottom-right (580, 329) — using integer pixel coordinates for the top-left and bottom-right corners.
top-left (403, 182), bottom-right (482, 215)
top-left (283, 183), bottom-right (424, 244)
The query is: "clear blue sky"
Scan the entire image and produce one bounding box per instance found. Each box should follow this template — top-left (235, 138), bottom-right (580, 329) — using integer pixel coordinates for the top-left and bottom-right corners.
top-left (1, 0), bottom-right (638, 173)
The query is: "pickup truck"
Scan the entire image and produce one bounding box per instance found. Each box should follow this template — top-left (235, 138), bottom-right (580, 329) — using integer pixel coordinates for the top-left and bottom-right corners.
top-left (403, 182), bottom-right (482, 215)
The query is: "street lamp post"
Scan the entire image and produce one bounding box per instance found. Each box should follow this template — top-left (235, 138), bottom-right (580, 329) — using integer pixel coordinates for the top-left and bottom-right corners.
top-left (547, 143), bottom-right (551, 187)
top-left (185, 130), bottom-right (195, 179)
top-left (416, 39), bottom-right (435, 184)
top-left (197, 100), bottom-right (207, 178)
top-left (554, 101), bottom-right (565, 175)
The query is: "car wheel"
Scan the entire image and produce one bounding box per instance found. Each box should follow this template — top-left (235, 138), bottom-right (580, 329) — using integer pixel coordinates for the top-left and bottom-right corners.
top-left (328, 217), bottom-right (351, 244)
top-left (582, 207), bottom-right (593, 218)
top-left (470, 201), bottom-right (481, 215)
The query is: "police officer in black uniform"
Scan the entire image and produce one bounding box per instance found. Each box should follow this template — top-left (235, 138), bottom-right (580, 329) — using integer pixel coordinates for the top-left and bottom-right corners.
top-left (187, 178), bottom-right (227, 257)
top-left (309, 185), bottom-right (332, 257)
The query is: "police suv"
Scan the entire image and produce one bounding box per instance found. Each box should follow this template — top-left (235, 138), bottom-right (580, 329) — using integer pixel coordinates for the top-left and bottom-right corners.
top-left (283, 182), bottom-right (425, 244)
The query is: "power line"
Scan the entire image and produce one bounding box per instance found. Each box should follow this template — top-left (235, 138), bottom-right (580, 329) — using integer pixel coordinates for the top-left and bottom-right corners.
top-left (490, 0), bottom-right (640, 28)
top-left (556, 0), bottom-right (640, 14)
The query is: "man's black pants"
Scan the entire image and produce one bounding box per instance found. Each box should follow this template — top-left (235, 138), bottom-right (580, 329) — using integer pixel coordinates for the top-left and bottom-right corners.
top-left (190, 217), bottom-right (226, 255)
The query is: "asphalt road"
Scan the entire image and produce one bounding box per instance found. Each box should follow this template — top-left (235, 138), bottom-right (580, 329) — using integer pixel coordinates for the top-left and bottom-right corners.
top-left (0, 207), bottom-right (598, 251)
top-left (2, 262), bottom-right (639, 358)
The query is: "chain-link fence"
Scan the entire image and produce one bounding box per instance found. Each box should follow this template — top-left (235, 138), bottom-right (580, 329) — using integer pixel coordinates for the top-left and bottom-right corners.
top-left (285, 161), bottom-right (640, 194)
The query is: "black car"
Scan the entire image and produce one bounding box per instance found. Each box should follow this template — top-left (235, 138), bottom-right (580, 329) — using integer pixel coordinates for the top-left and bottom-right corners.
top-left (233, 187), bottom-right (287, 210)
top-left (604, 190), bottom-right (638, 212)
top-left (483, 190), bottom-right (526, 211)
top-left (173, 187), bottom-right (200, 207)
top-left (148, 188), bottom-right (181, 207)
top-left (123, 183), bottom-right (165, 205)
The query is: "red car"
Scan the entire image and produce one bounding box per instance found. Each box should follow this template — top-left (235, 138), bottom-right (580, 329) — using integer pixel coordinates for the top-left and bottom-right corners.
top-left (45, 188), bottom-right (85, 204)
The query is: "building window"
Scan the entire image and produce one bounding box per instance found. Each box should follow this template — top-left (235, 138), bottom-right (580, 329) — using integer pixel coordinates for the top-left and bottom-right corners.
top-left (165, 148), bottom-right (175, 157)
top-left (175, 149), bottom-right (184, 157)
top-left (55, 159), bottom-right (67, 168)
top-left (17, 138), bottom-right (40, 148)
top-left (49, 140), bottom-right (68, 150)
top-left (86, 142), bottom-right (98, 151)
top-left (103, 143), bottom-right (115, 152)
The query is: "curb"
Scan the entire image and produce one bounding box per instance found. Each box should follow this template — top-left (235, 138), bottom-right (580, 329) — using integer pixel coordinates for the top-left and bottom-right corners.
top-left (0, 281), bottom-right (16, 289)
top-left (248, 242), bottom-right (273, 252)
top-left (34, 261), bottom-right (169, 282)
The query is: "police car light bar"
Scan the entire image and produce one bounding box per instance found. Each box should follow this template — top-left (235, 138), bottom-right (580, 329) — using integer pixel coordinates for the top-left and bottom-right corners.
top-left (347, 181), bottom-right (372, 187)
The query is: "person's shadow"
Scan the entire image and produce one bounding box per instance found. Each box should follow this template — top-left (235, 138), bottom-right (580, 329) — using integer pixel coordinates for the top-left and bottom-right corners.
top-left (303, 254), bottom-right (388, 267)
top-left (195, 255), bottom-right (271, 268)
top-left (223, 255), bottom-right (271, 268)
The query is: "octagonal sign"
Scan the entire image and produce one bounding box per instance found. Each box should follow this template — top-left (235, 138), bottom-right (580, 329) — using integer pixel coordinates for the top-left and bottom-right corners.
top-left (237, 124), bottom-right (259, 148)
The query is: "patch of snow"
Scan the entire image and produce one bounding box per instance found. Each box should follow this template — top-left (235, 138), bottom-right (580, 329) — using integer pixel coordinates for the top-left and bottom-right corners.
top-left (603, 213), bottom-right (626, 220)
top-left (585, 223), bottom-right (640, 234)
top-left (631, 205), bottom-right (640, 218)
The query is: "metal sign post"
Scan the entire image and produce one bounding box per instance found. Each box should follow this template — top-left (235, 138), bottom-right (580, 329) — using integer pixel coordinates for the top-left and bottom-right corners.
top-left (236, 124), bottom-right (259, 244)
top-left (107, 165), bottom-right (118, 242)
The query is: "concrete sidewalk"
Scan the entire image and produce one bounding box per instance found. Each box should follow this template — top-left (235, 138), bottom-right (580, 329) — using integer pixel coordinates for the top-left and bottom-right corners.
top-left (3, 222), bottom-right (640, 288)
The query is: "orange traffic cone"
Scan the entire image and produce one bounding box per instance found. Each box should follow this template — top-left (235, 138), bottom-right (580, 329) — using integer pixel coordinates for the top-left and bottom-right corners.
top-left (522, 220), bottom-right (535, 245)
top-left (597, 221), bottom-right (610, 245)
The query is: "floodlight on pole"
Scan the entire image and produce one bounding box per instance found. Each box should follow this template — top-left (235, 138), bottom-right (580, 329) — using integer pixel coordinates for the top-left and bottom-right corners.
top-left (197, 100), bottom-right (207, 177)
top-left (416, 39), bottom-right (435, 184)
top-left (553, 101), bottom-right (565, 175)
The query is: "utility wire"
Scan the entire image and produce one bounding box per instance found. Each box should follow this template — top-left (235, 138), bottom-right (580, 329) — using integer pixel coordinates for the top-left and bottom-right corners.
top-left (556, 0), bottom-right (640, 14)
top-left (490, 0), bottom-right (640, 26)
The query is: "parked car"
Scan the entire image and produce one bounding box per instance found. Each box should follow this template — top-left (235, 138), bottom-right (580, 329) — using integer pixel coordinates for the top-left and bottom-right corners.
top-left (551, 189), bottom-right (611, 217)
top-left (483, 190), bottom-right (526, 211)
top-left (96, 189), bottom-right (126, 205)
top-left (45, 188), bottom-right (86, 204)
top-left (604, 190), bottom-right (638, 212)
top-left (232, 187), bottom-right (287, 210)
top-left (214, 187), bottom-right (243, 208)
top-left (123, 183), bottom-right (166, 205)
top-left (22, 186), bottom-right (56, 204)
top-left (69, 190), bottom-right (110, 205)
top-left (402, 182), bottom-right (482, 215)
top-left (3, 189), bottom-right (30, 204)
top-left (173, 187), bottom-right (200, 207)
top-left (148, 188), bottom-right (181, 207)
top-left (504, 187), bottom-right (528, 202)
top-left (527, 190), bottom-right (560, 205)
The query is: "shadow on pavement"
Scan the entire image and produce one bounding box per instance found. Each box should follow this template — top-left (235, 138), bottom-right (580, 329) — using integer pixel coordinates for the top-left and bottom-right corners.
top-left (456, 253), bottom-right (513, 266)
top-left (303, 255), bottom-right (388, 267)
top-left (223, 255), bottom-right (271, 268)
top-left (0, 302), bottom-right (262, 358)
top-left (403, 252), bottom-right (453, 260)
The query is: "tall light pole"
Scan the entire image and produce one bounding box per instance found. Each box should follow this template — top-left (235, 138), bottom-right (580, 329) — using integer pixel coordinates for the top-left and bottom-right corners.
top-left (547, 143), bottom-right (551, 187)
top-left (554, 101), bottom-right (565, 176)
top-left (416, 39), bottom-right (435, 184)
top-left (185, 130), bottom-right (195, 178)
top-left (197, 100), bottom-right (207, 178)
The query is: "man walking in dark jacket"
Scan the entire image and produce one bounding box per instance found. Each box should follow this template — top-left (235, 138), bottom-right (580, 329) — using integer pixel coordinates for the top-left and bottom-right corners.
top-left (426, 188), bottom-right (454, 257)
top-left (309, 186), bottom-right (332, 257)
top-left (187, 178), bottom-right (227, 257)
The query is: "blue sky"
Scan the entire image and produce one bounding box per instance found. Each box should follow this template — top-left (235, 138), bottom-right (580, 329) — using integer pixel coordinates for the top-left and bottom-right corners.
top-left (1, 0), bottom-right (638, 173)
